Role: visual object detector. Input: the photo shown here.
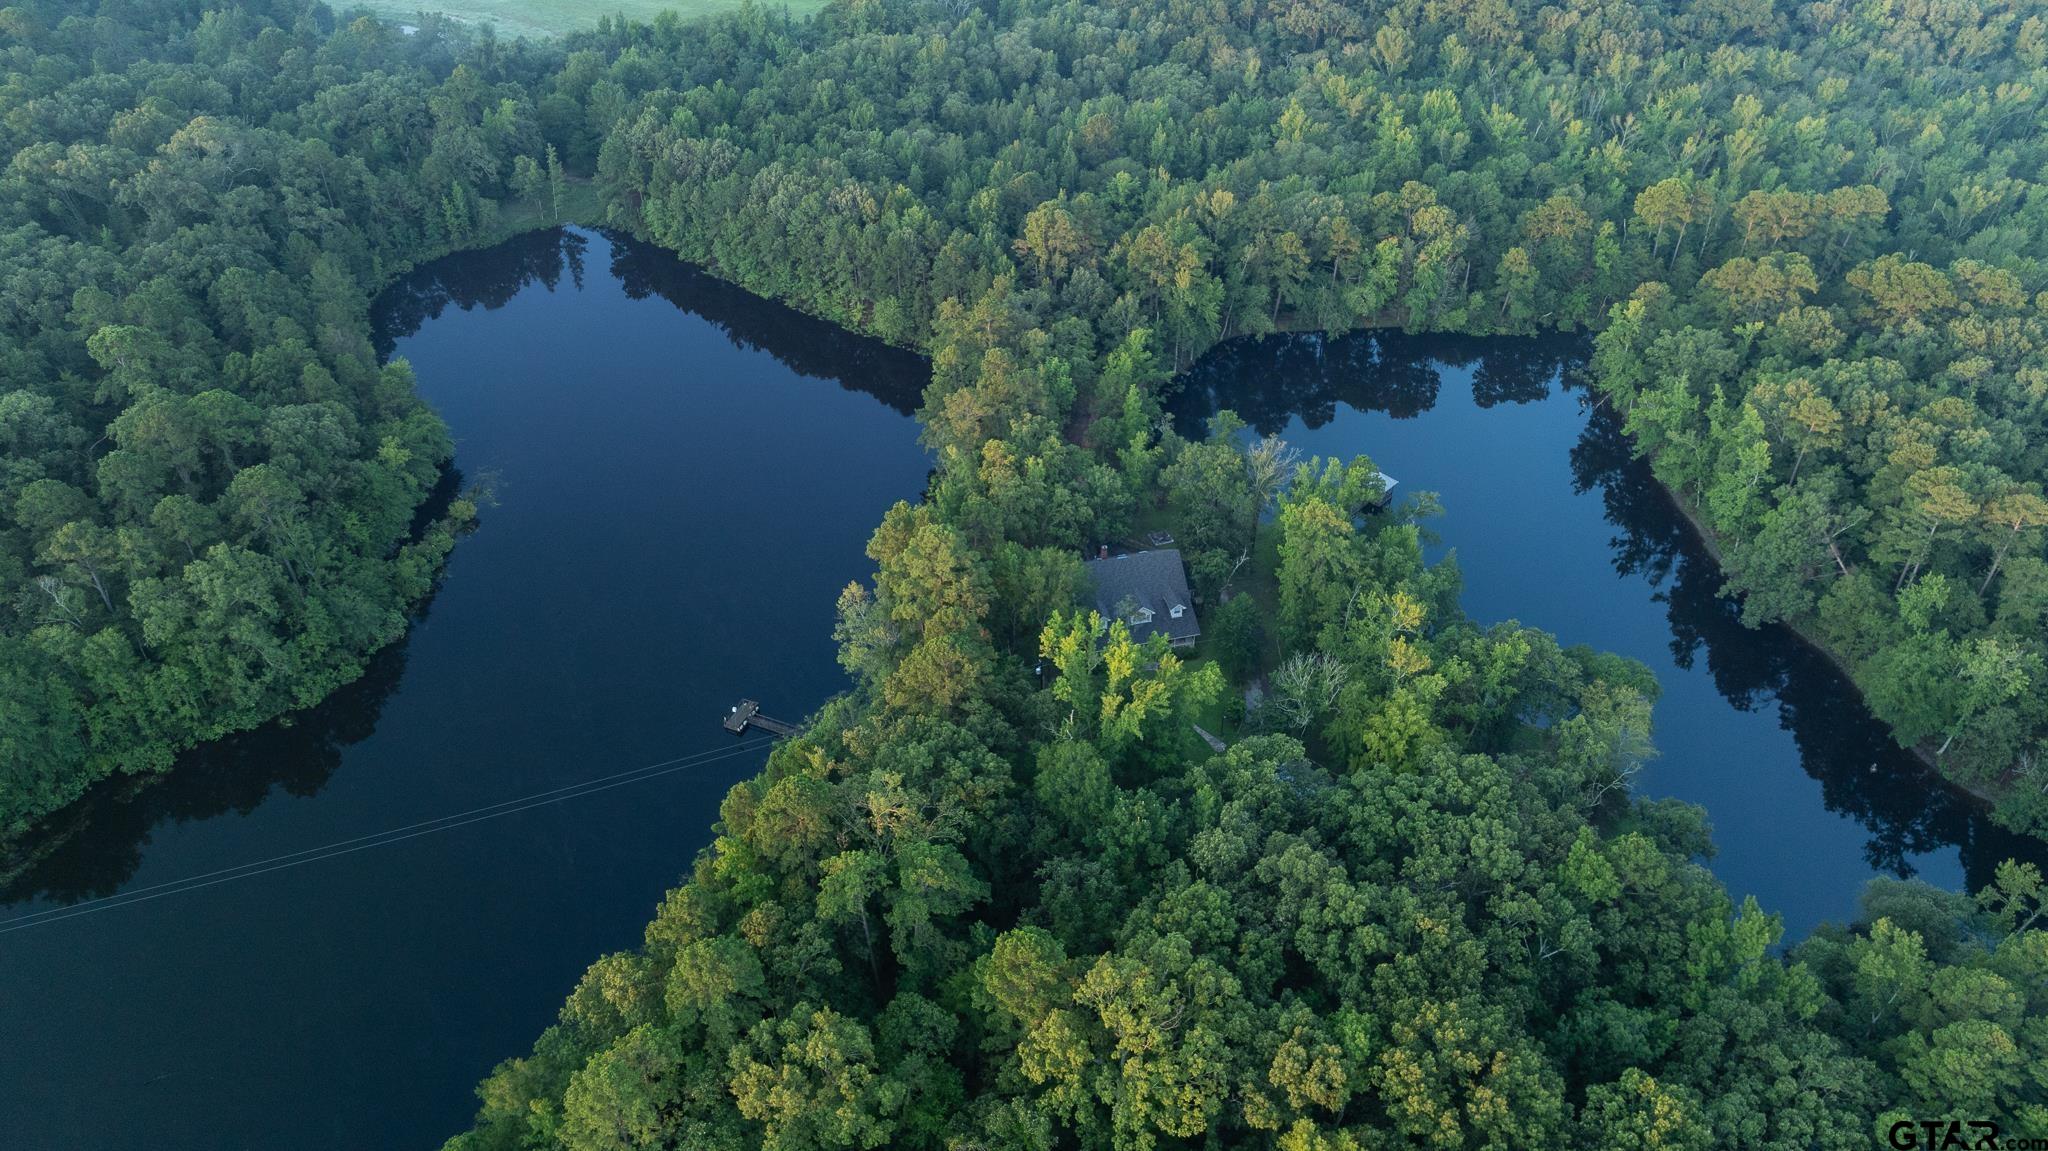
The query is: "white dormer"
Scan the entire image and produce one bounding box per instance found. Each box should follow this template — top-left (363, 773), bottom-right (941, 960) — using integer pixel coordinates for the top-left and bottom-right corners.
top-left (1169, 604), bottom-right (1185, 620)
top-left (1131, 606), bottom-right (1154, 625)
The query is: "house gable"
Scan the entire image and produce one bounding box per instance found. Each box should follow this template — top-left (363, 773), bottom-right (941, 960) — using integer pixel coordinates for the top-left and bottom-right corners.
top-left (1083, 548), bottom-right (1201, 647)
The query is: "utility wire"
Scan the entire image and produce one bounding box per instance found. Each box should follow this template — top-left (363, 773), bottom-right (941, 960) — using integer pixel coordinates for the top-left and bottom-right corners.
top-left (21, 741), bottom-right (756, 915)
top-left (0, 737), bottom-right (778, 935)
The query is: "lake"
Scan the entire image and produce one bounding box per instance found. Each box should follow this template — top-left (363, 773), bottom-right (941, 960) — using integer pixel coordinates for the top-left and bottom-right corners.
top-left (0, 229), bottom-right (2033, 1148)
top-left (1170, 331), bottom-right (2042, 937)
top-left (0, 228), bottom-right (932, 1149)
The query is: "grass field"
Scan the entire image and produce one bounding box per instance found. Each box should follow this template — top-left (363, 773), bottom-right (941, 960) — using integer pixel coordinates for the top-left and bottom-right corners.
top-left (357, 0), bottom-right (826, 39)
top-left (493, 178), bottom-right (606, 232)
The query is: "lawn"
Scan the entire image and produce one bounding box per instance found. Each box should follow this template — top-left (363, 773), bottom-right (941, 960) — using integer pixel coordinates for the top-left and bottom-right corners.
top-left (494, 178), bottom-right (606, 233)
top-left (356, 0), bottom-right (827, 39)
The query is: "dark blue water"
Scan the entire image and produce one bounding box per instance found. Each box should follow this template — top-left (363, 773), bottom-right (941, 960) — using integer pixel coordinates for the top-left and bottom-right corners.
top-left (1172, 332), bottom-right (2041, 939)
top-left (3, 233), bottom-right (2034, 1150)
top-left (0, 229), bottom-right (931, 1149)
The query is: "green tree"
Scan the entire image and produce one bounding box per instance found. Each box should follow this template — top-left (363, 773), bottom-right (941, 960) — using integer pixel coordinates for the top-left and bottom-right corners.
top-left (547, 144), bottom-right (568, 222)
top-left (729, 1006), bottom-right (902, 1151)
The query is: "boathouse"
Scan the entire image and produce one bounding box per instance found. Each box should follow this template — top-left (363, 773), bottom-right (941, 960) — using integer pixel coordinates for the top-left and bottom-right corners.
top-left (1366, 470), bottom-right (1399, 511)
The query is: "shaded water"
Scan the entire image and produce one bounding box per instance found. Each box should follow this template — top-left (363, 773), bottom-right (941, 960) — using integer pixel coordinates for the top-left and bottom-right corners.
top-left (3, 233), bottom-right (2035, 1149)
top-left (0, 228), bottom-right (931, 1149)
top-left (1170, 331), bottom-right (2041, 938)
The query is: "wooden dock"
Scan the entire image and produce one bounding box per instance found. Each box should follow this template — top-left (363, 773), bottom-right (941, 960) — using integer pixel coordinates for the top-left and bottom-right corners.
top-left (723, 699), bottom-right (798, 738)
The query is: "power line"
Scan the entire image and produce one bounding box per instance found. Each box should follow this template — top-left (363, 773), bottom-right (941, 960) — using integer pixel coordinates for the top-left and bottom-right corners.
top-left (1, 739), bottom-right (774, 933)
top-left (0, 737), bottom-right (777, 935)
top-left (17, 739), bottom-right (763, 915)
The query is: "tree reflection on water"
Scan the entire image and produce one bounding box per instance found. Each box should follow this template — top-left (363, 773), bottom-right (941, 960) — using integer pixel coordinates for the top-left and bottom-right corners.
top-left (1169, 327), bottom-right (2045, 900)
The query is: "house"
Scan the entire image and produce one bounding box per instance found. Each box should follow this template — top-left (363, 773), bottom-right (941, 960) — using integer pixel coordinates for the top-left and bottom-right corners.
top-left (1084, 547), bottom-right (1200, 648)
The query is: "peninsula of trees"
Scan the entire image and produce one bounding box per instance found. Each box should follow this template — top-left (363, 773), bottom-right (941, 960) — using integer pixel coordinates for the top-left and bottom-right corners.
top-left (580, 0), bottom-right (2048, 829)
top-left (0, 1), bottom-right (567, 834)
top-left (1, 0), bottom-right (2046, 1146)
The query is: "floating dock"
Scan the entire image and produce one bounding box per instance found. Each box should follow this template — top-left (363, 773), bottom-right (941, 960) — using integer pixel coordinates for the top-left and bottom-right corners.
top-left (723, 699), bottom-right (798, 737)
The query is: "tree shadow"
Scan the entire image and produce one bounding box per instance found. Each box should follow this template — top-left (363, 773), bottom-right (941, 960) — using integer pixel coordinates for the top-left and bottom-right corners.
top-left (372, 227), bottom-right (588, 360)
top-left (373, 226), bottom-right (932, 416)
top-left (1172, 328), bottom-right (2045, 895)
top-left (0, 604), bottom-right (423, 905)
top-left (603, 231), bottom-right (930, 415)
top-left (7, 223), bottom-right (935, 907)
top-left (1166, 328), bottom-right (1572, 437)
top-left (1568, 406), bottom-right (2046, 889)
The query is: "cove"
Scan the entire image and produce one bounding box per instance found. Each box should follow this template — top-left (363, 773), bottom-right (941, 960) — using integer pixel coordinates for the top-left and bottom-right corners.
top-left (1169, 331), bottom-right (2045, 939)
top-left (0, 228), bottom-right (931, 1150)
top-left (2, 231), bottom-right (2038, 1150)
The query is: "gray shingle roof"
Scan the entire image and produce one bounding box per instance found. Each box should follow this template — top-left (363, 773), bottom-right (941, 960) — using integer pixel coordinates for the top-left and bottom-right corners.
top-left (1085, 549), bottom-right (1200, 646)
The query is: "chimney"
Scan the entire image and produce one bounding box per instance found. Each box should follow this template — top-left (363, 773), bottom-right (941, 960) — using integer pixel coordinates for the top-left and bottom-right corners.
top-left (1099, 544), bottom-right (1109, 559)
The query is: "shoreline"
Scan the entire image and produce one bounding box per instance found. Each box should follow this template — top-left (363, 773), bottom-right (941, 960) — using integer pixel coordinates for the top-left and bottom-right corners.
top-left (555, 217), bottom-right (2012, 827)
top-left (0, 198), bottom-right (610, 861)
top-left (1637, 439), bottom-right (2003, 814)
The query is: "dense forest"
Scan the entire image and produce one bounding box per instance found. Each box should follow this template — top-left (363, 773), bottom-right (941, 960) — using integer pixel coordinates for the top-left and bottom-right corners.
top-left (3, 0), bottom-right (2047, 1146)
top-left (570, 0), bottom-right (2048, 829)
top-left (0, 1), bottom-right (576, 833)
top-left (475, 0), bottom-right (2047, 1146)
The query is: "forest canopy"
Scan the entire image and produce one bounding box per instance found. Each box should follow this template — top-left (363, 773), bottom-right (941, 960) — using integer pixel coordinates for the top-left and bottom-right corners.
top-left (2, 0), bottom-right (2047, 1147)
top-left (451, 0), bottom-right (2047, 1146)
top-left (576, 0), bottom-right (2048, 828)
top-left (0, 1), bottom-right (575, 833)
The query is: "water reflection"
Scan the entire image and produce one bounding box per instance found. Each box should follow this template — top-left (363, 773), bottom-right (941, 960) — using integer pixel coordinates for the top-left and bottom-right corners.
top-left (1170, 328), bottom-right (2044, 905)
top-left (372, 228), bottom-right (930, 416)
top-left (0, 466), bottom-right (464, 901)
top-left (1, 617), bottom-right (416, 903)
top-left (1, 226), bottom-right (935, 1151)
top-left (4, 225), bottom-right (929, 906)
top-left (1567, 410), bottom-right (2045, 890)
top-left (1169, 329), bottom-right (1578, 438)
top-left (372, 228), bottom-right (590, 360)
top-left (605, 239), bottom-right (929, 415)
